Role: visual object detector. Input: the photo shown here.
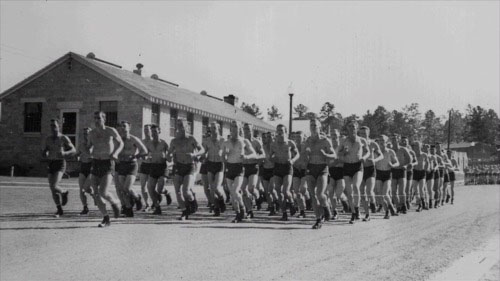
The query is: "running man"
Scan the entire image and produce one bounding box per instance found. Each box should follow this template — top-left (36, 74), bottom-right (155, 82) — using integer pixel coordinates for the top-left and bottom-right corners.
top-left (436, 143), bottom-right (450, 205)
top-left (411, 141), bottom-right (429, 212)
top-left (444, 150), bottom-right (459, 204)
top-left (138, 124), bottom-right (152, 211)
top-left (338, 120), bottom-right (369, 224)
top-left (261, 132), bottom-right (279, 216)
top-left (375, 135), bottom-right (400, 219)
top-left (358, 126), bottom-right (383, 221)
top-left (200, 130), bottom-right (212, 211)
top-left (42, 118), bottom-right (76, 217)
top-left (116, 121), bottom-right (148, 217)
top-left (304, 119), bottom-right (336, 229)
top-left (222, 121), bottom-right (257, 223)
top-left (145, 124), bottom-right (169, 215)
top-left (269, 124), bottom-right (299, 221)
top-left (241, 123), bottom-right (265, 218)
top-left (88, 111), bottom-right (123, 227)
top-left (291, 131), bottom-right (308, 218)
top-left (76, 127), bottom-right (94, 215)
top-left (429, 145), bottom-right (442, 208)
top-left (202, 122), bottom-right (227, 216)
top-left (327, 128), bottom-right (346, 220)
top-left (167, 119), bottom-right (204, 220)
top-left (404, 137), bottom-right (418, 209)
top-left (390, 134), bottom-right (413, 214)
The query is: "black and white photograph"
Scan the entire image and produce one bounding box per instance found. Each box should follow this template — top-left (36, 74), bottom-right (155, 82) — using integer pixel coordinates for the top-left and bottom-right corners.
top-left (0, 1), bottom-right (499, 280)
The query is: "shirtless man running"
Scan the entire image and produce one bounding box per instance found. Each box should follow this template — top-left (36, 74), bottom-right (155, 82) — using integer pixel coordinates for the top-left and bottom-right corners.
top-left (42, 118), bottom-right (76, 217)
top-left (116, 121), bottom-right (148, 217)
top-left (338, 120), bottom-right (369, 224)
top-left (390, 134), bottom-right (413, 214)
top-left (269, 124), bottom-right (299, 221)
top-left (138, 125), bottom-right (153, 211)
top-left (76, 127), bottom-right (94, 215)
top-left (241, 123), bottom-right (265, 218)
top-left (411, 141), bottom-right (429, 212)
top-left (375, 135), bottom-right (400, 219)
top-left (304, 119), bottom-right (336, 229)
top-left (444, 150), bottom-right (459, 205)
top-left (222, 121), bottom-right (257, 223)
top-left (202, 122), bottom-right (227, 216)
top-left (327, 128), bottom-right (346, 220)
top-left (291, 131), bottom-right (308, 218)
top-left (167, 119), bottom-right (204, 220)
top-left (87, 111), bottom-right (123, 227)
top-left (145, 124), bottom-right (169, 215)
top-left (358, 126), bottom-right (383, 221)
top-left (261, 132), bottom-right (279, 215)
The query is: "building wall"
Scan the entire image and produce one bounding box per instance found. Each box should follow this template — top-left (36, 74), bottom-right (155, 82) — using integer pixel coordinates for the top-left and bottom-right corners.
top-left (0, 59), bottom-right (148, 176)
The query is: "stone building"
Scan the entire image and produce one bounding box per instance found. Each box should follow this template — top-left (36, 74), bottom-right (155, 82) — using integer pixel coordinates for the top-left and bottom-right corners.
top-left (0, 52), bottom-right (274, 176)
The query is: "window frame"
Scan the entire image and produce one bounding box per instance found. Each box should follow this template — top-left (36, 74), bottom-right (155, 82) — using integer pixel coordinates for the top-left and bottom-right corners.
top-left (99, 101), bottom-right (118, 128)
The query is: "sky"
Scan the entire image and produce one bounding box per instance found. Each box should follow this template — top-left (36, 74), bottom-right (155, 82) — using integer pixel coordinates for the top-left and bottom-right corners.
top-left (1, 1), bottom-right (498, 120)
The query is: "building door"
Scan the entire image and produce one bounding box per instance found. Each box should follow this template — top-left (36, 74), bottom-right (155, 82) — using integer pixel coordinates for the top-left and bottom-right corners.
top-left (60, 110), bottom-right (79, 146)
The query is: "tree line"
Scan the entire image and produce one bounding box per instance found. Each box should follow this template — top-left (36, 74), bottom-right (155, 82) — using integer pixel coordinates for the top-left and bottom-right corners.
top-left (240, 101), bottom-right (499, 146)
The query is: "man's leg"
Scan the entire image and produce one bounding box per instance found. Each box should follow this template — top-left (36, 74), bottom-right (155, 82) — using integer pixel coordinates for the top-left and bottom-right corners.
top-left (350, 171), bottom-right (363, 222)
top-left (391, 179), bottom-right (398, 207)
top-left (280, 174), bottom-right (294, 220)
top-left (48, 171), bottom-right (65, 216)
top-left (201, 173), bottom-right (212, 208)
top-left (148, 176), bottom-right (161, 213)
top-left (315, 175), bottom-right (329, 220)
top-left (78, 173), bottom-right (90, 214)
top-left (366, 177), bottom-right (376, 213)
top-left (228, 176), bottom-right (246, 222)
top-left (181, 174), bottom-right (197, 218)
top-left (139, 172), bottom-right (150, 210)
top-left (245, 174), bottom-right (260, 217)
top-left (450, 180), bottom-right (455, 204)
top-left (292, 177), bottom-right (306, 217)
top-left (97, 174), bottom-right (120, 219)
top-left (397, 178), bottom-right (406, 213)
top-left (360, 179), bottom-right (369, 218)
top-left (382, 180), bottom-right (397, 218)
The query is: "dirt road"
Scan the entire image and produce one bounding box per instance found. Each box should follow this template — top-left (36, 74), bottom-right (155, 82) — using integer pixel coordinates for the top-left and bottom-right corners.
top-left (0, 177), bottom-right (498, 281)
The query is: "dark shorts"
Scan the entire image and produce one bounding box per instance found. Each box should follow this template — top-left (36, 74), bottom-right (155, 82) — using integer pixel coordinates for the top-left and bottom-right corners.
top-left (261, 167), bottom-right (274, 181)
top-left (48, 159), bottom-right (66, 174)
top-left (91, 159), bottom-right (115, 178)
top-left (413, 170), bottom-right (426, 181)
top-left (149, 163), bottom-right (167, 179)
top-left (79, 161), bottom-right (92, 177)
top-left (274, 162), bottom-right (293, 178)
top-left (116, 161), bottom-right (138, 176)
top-left (306, 164), bottom-right (328, 179)
top-left (444, 171), bottom-right (450, 183)
top-left (362, 165), bottom-right (376, 181)
top-left (376, 170), bottom-right (391, 183)
top-left (293, 166), bottom-right (306, 179)
top-left (174, 163), bottom-right (196, 177)
top-left (426, 170), bottom-right (434, 181)
top-left (449, 171), bottom-right (456, 182)
top-left (406, 170), bottom-right (413, 181)
top-left (243, 163), bottom-right (259, 178)
top-left (226, 163), bottom-right (244, 181)
top-left (438, 168), bottom-right (445, 178)
top-left (206, 161), bottom-right (224, 175)
top-left (329, 167), bottom-right (344, 181)
top-left (139, 162), bottom-right (152, 175)
top-left (343, 162), bottom-right (363, 178)
top-left (199, 162), bottom-right (208, 175)
top-left (391, 168), bottom-right (406, 180)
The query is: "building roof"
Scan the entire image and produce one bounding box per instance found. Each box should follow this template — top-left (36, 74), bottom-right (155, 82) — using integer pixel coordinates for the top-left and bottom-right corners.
top-left (449, 142), bottom-right (476, 149)
top-left (0, 52), bottom-right (274, 132)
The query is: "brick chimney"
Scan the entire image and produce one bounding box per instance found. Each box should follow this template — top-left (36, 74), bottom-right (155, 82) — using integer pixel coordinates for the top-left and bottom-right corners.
top-left (133, 63), bottom-right (143, 75)
top-left (223, 95), bottom-right (238, 106)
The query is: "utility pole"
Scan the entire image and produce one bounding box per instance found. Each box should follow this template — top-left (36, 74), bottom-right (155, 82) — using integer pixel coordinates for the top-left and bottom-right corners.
top-left (289, 93), bottom-right (294, 137)
top-left (447, 109), bottom-right (452, 151)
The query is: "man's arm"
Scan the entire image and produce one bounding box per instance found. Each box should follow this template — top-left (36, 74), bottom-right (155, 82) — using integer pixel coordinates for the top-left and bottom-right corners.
top-left (132, 136), bottom-right (148, 159)
top-left (242, 139), bottom-right (257, 160)
top-left (61, 135), bottom-right (76, 156)
top-left (289, 140), bottom-right (300, 164)
top-left (109, 128), bottom-right (123, 160)
top-left (371, 142), bottom-right (384, 163)
top-left (253, 140), bottom-right (266, 160)
top-left (189, 137), bottom-right (205, 160)
top-left (320, 138), bottom-right (337, 159)
top-left (41, 137), bottom-right (49, 159)
top-left (361, 138), bottom-right (370, 161)
top-left (390, 150), bottom-right (400, 168)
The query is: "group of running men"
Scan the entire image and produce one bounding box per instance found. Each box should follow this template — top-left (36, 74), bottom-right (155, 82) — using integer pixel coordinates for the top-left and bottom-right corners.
top-left (464, 165), bottom-right (500, 185)
top-left (42, 111), bottom-right (460, 229)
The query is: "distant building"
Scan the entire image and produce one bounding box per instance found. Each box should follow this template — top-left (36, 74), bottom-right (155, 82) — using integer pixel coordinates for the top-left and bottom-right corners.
top-left (0, 52), bottom-right (274, 176)
top-left (449, 142), bottom-right (497, 166)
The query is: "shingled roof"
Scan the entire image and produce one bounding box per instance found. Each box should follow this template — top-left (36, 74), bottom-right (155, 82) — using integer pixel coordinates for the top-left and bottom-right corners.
top-left (0, 52), bottom-right (274, 132)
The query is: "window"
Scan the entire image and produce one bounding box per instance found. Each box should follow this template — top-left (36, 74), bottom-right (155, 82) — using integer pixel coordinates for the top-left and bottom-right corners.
top-left (24, 102), bottom-right (42, 132)
top-left (187, 113), bottom-right (194, 135)
top-left (151, 103), bottom-right (160, 125)
top-left (99, 101), bottom-right (118, 127)
top-left (170, 108), bottom-right (178, 137)
top-left (202, 117), bottom-right (209, 136)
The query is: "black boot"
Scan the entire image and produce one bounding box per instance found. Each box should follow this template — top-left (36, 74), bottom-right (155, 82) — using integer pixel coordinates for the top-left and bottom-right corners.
top-left (323, 206), bottom-right (332, 221)
top-left (354, 207), bottom-right (360, 220)
top-left (341, 200), bottom-right (350, 213)
top-left (370, 202), bottom-right (376, 213)
top-left (280, 212), bottom-right (289, 221)
top-left (389, 205), bottom-right (399, 216)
